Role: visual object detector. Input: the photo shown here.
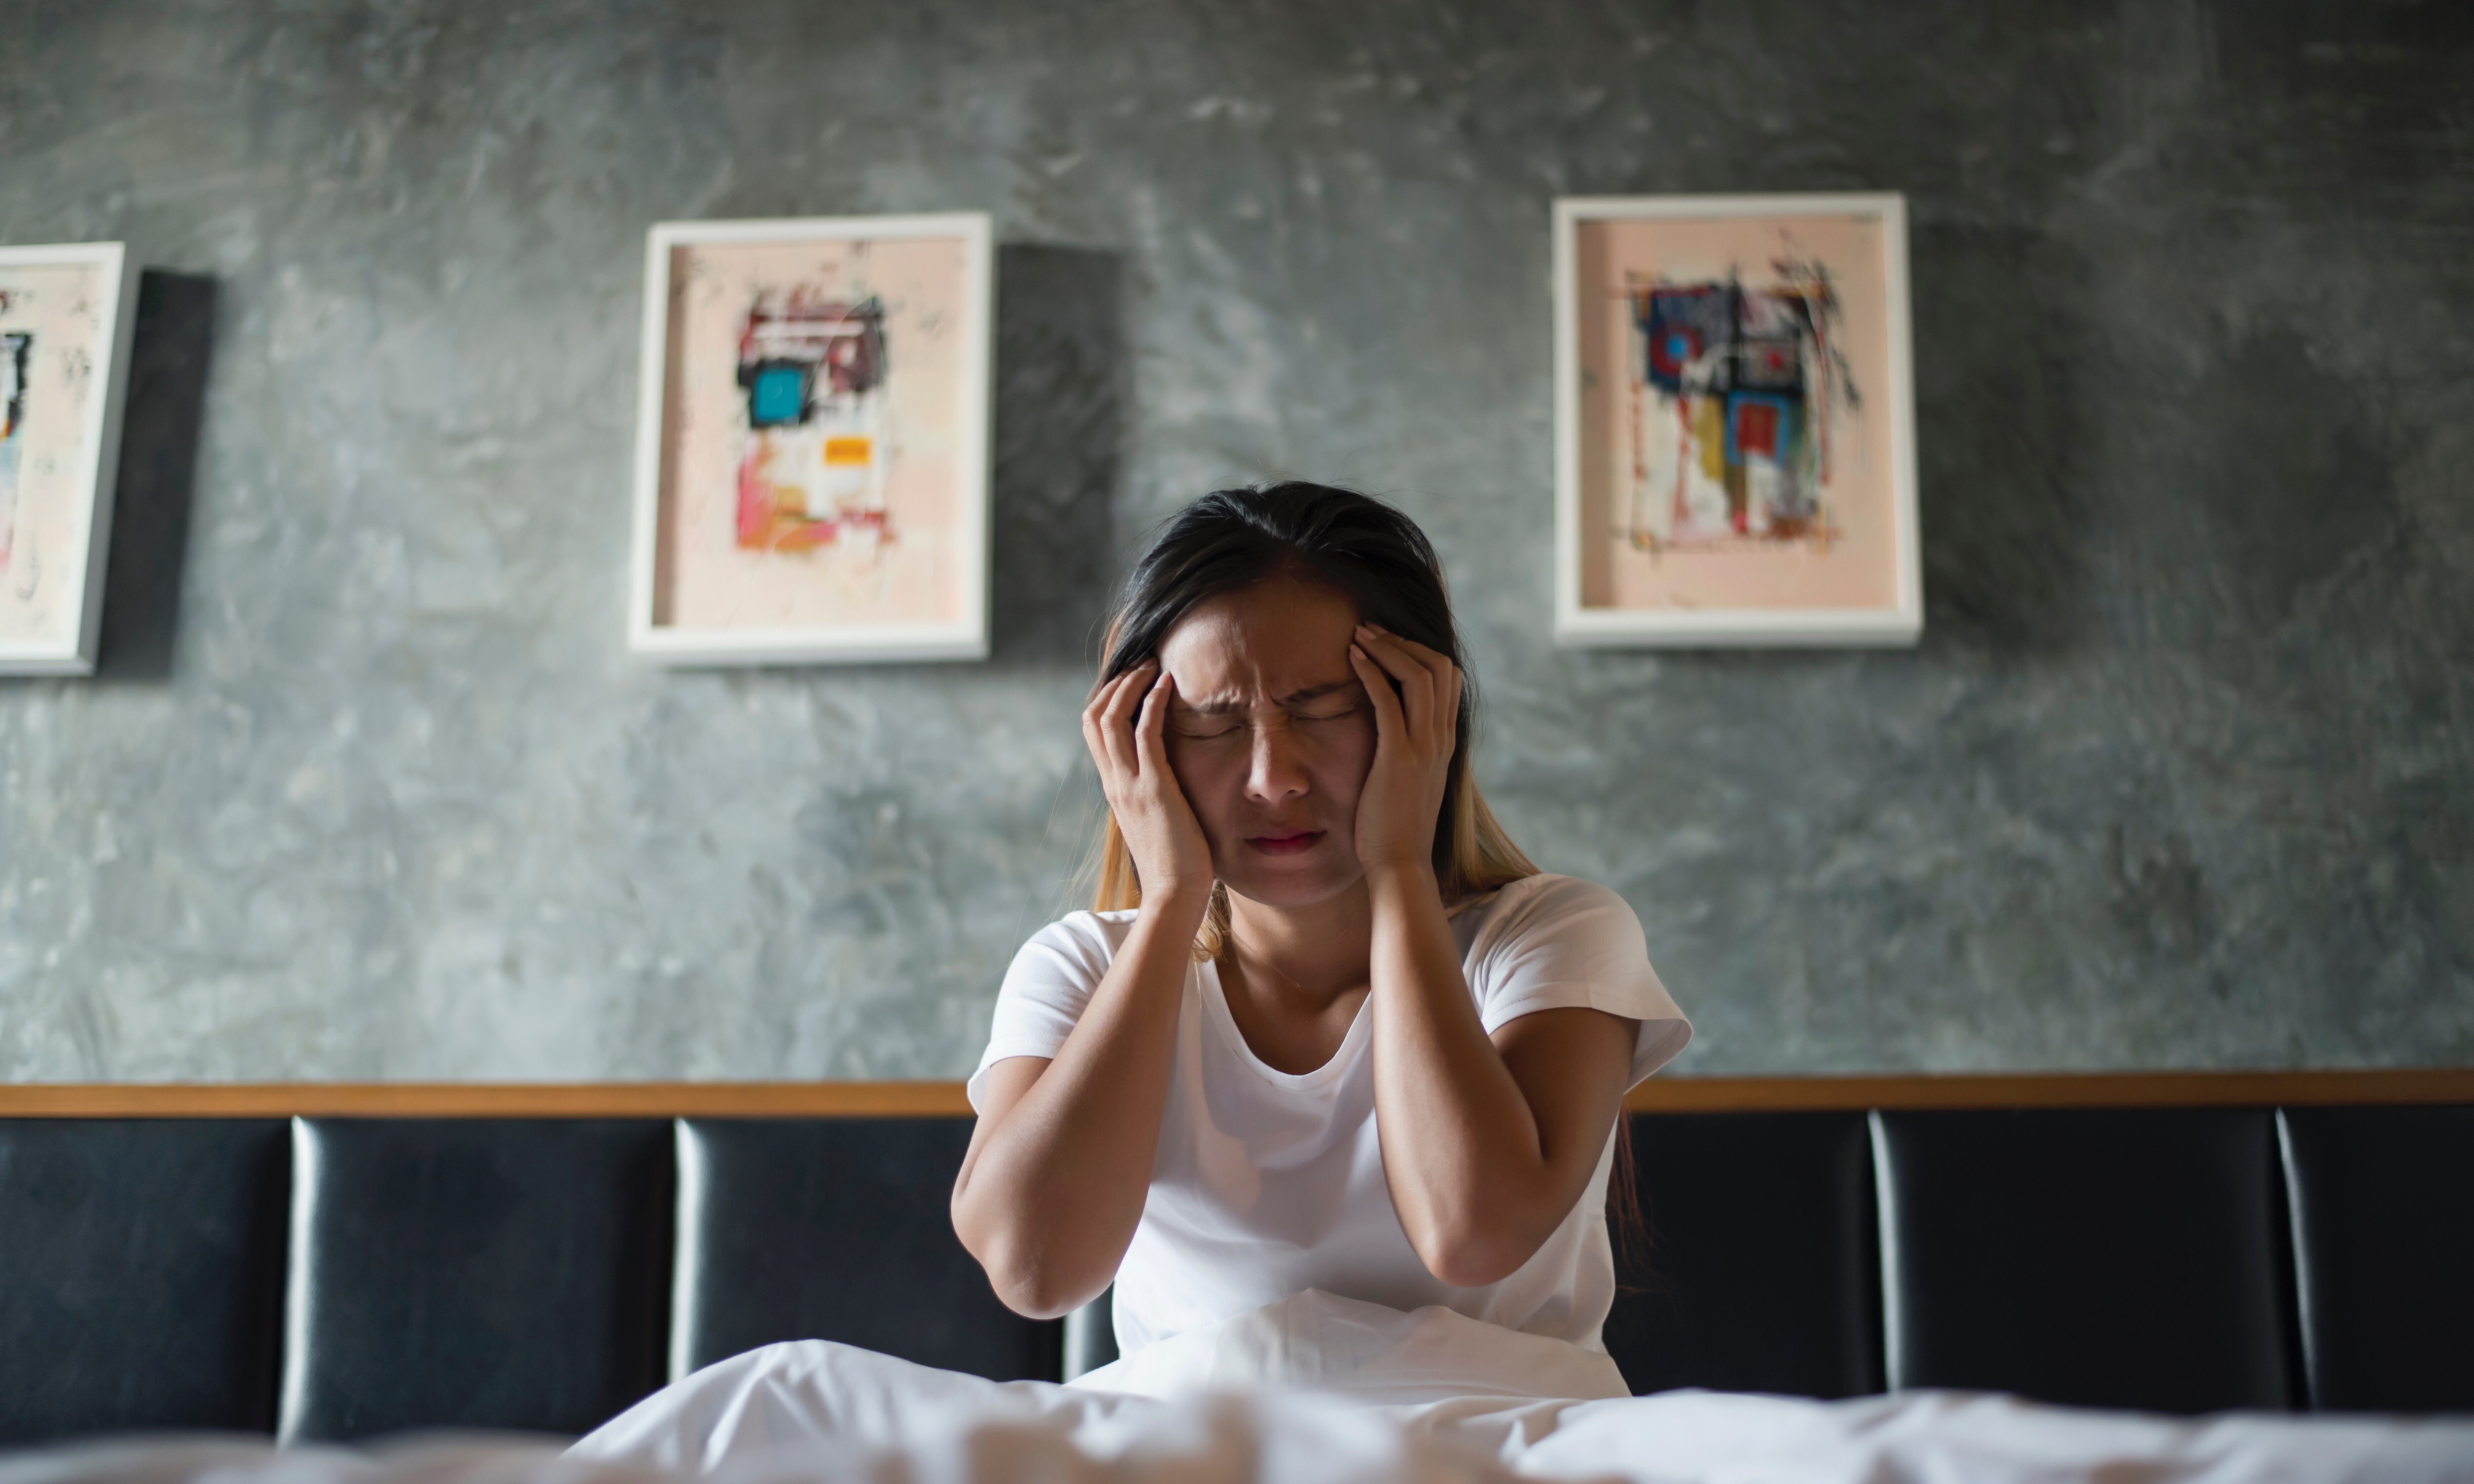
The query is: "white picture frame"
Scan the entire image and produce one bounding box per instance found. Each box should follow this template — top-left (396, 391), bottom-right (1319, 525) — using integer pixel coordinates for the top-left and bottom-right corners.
top-left (1553, 194), bottom-right (1921, 648)
top-left (0, 241), bottom-right (138, 676)
top-left (628, 213), bottom-right (994, 665)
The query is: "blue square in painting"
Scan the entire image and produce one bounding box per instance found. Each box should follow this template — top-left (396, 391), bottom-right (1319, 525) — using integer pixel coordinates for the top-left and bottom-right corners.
top-left (750, 365), bottom-right (808, 427)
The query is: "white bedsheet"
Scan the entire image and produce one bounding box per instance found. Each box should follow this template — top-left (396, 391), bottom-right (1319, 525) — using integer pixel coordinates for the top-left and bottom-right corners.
top-left (6, 1291), bottom-right (2470, 1484)
top-left (557, 1288), bottom-right (2474, 1483)
top-left (5, 1388), bottom-right (2473, 1484)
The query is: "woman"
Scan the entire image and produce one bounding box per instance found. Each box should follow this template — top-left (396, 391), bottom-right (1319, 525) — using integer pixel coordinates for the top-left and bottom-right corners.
top-left (573, 483), bottom-right (1688, 1468)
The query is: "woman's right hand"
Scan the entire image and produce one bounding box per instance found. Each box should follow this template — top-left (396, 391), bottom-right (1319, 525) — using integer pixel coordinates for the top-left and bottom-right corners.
top-left (960, 663), bottom-right (1212, 1317)
top-left (1082, 660), bottom-right (1214, 912)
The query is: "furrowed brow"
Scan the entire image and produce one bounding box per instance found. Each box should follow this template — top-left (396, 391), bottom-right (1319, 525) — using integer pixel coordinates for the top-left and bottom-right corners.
top-left (1172, 682), bottom-right (1353, 717)
top-left (1279, 682), bottom-right (1356, 706)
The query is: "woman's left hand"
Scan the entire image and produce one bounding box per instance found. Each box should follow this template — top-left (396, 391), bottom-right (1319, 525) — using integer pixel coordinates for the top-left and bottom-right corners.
top-left (1347, 623), bottom-right (1463, 877)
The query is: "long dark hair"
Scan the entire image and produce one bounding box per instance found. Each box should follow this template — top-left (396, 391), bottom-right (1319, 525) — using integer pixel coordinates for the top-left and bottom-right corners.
top-left (1086, 482), bottom-right (1537, 955)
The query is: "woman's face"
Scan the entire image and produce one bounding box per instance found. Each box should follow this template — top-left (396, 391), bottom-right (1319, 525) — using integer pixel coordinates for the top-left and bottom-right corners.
top-left (1157, 575), bottom-right (1379, 909)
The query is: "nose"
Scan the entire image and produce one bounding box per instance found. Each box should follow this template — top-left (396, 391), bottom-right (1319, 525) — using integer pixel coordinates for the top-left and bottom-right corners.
top-left (1244, 720), bottom-right (1310, 807)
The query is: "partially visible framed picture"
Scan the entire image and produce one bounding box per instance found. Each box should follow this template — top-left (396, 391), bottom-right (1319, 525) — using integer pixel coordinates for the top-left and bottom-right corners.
top-left (0, 241), bottom-right (137, 676)
top-left (1553, 194), bottom-right (1920, 648)
top-left (629, 213), bottom-right (993, 665)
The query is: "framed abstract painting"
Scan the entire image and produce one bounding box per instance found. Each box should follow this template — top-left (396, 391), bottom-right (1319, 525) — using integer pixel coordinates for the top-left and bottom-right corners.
top-left (1553, 194), bottom-right (1920, 647)
top-left (0, 241), bottom-right (137, 676)
top-left (628, 213), bottom-right (993, 665)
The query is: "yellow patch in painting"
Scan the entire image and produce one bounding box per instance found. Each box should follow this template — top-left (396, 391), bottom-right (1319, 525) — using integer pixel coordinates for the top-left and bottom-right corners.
top-left (823, 437), bottom-right (873, 466)
top-left (1694, 398), bottom-right (1727, 483)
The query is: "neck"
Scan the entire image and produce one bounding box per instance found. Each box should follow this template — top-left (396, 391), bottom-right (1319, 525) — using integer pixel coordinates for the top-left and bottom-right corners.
top-left (1222, 878), bottom-right (1375, 1005)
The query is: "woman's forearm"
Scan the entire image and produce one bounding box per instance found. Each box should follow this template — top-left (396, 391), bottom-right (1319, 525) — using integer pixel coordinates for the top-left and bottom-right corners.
top-left (951, 891), bottom-right (1207, 1318)
top-left (1364, 864), bottom-right (1601, 1288)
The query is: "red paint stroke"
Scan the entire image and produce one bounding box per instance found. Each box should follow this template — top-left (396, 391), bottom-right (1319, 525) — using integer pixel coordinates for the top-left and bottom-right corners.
top-left (1735, 401), bottom-right (1780, 458)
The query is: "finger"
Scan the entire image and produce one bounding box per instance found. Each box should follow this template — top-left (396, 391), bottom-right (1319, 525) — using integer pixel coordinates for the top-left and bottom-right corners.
top-left (1082, 673), bottom-right (1122, 766)
top-left (1098, 667), bottom-right (1151, 779)
top-left (1360, 622), bottom-right (1447, 667)
top-left (1361, 624), bottom-right (1460, 700)
top-left (1134, 670), bottom-right (1175, 779)
top-left (1074, 668), bottom-right (1133, 722)
top-left (1357, 625), bottom-right (1437, 745)
top-left (1100, 664), bottom-right (1147, 719)
top-left (1349, 643), bottom-right (1407, 744)
top-left (1372, 627), bottom-right (1463, 750)
top-left (1402, 638), bottom-right (1462, 744)
top-left (1083, 686), bottom-right (1123, 790)
top-left (1110, 664), bottom-right (1160, 767)
top-left (1362, 624), bottom-right (1461, 700)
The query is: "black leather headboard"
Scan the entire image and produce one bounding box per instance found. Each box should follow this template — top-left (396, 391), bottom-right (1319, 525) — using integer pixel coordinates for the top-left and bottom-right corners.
top-left (0, 1120), bottom-right (287, 1440)
top-left (2279, 1105), bottom-right (2474, 1413)
top-left (283, 1119), bottom-right (676, 1441)
top-left (1872, 1108), bottom-right (2296, 1412)
top-left (674, 1118), bottom-right (1060, 1382)
top-left (1603, 1111), bottom-right (1880, 1398)
top-left (2, 1097), bottom-right (2468, 1446)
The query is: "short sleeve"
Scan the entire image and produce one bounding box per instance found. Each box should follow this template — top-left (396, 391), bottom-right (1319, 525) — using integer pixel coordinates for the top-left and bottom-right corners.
top-left (1462, 876), bottom-right (1692, 1086)
top-left (966, 912), bottom-right (1129, 1111)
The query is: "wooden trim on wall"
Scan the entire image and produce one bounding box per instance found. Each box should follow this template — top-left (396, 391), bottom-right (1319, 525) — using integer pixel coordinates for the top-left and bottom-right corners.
top-left (0, 1069), bottom-right (2467, 1118)
top-left (0, 1081), bottom-right (979, 1118)
top-left (1620, 1069), bottom-right (2474, 1113)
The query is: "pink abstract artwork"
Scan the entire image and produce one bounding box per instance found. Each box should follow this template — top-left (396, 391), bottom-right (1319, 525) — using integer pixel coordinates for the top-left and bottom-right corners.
top-left (632, 216), bottom-right (991, 664)
top-left (0, 264), bottom-right (105, 648)
top-left (1556, 197), bottom-right (1918, 647)
top-left (0, 242), bottom-right (132, 676)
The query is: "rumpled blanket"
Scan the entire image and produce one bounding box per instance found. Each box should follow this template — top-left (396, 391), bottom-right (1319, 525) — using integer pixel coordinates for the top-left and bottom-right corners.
top-left (7, 1291), bottom-right (2470, 1484)
top-left (5, 1388), bottom-right (2474, 1484)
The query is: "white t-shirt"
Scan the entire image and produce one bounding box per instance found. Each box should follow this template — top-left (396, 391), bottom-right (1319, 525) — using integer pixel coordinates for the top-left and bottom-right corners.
top-left (967, 873), bottom-right (1691, 1361)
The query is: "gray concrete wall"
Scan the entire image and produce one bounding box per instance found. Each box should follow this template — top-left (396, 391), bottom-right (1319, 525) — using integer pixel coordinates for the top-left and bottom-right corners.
top-left (1, 0), bottom-right (2467, 1080)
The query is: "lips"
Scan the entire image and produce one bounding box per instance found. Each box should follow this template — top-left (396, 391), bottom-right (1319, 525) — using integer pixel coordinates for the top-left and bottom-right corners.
top-left (1245, 829), bottom-right (1325, 856)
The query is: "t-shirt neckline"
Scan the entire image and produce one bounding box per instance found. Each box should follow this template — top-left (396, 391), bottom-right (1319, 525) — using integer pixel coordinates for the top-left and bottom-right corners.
top-left (1197, 956), bottom-right (1373, 1090)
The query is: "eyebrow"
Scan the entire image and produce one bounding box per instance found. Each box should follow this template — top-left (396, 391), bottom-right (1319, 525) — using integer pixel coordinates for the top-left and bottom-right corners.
top-left (1173, 681), bottom-right (1357, 717)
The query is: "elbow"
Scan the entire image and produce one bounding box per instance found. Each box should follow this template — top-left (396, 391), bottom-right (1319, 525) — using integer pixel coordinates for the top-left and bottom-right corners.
top-left (1405, 1220), bottom-right (1540, 1290)
top-left (955, 1216), bottom-right (1097, 1321)
top-left (985, 1254), bottom-right (1091, 1321)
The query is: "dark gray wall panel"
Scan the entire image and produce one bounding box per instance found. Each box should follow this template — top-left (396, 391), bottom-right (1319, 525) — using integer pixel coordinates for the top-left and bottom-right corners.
top-left (1875, 1108), bottom-right (2295, 1413)
top-left (282, 1118), bottom-right (672, 1441)
top-left (0, 2), bottom-right (2469, 1081)
top-left (2279, 1106), bottom-right (2474, 1414)
top-left (1062, 1286), bottom-right (1117, 1382)
top-left (675, 1118), bottom-right (1060, 1382)
top-left (1605, 1112), bottom-right (1880, 1398)
top-left (0, 1120), bottom-right (288, 1444)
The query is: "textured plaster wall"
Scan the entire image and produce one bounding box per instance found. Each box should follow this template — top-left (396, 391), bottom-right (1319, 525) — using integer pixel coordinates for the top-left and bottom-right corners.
top-left (0, 0), bottom-right (2468, 1081)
